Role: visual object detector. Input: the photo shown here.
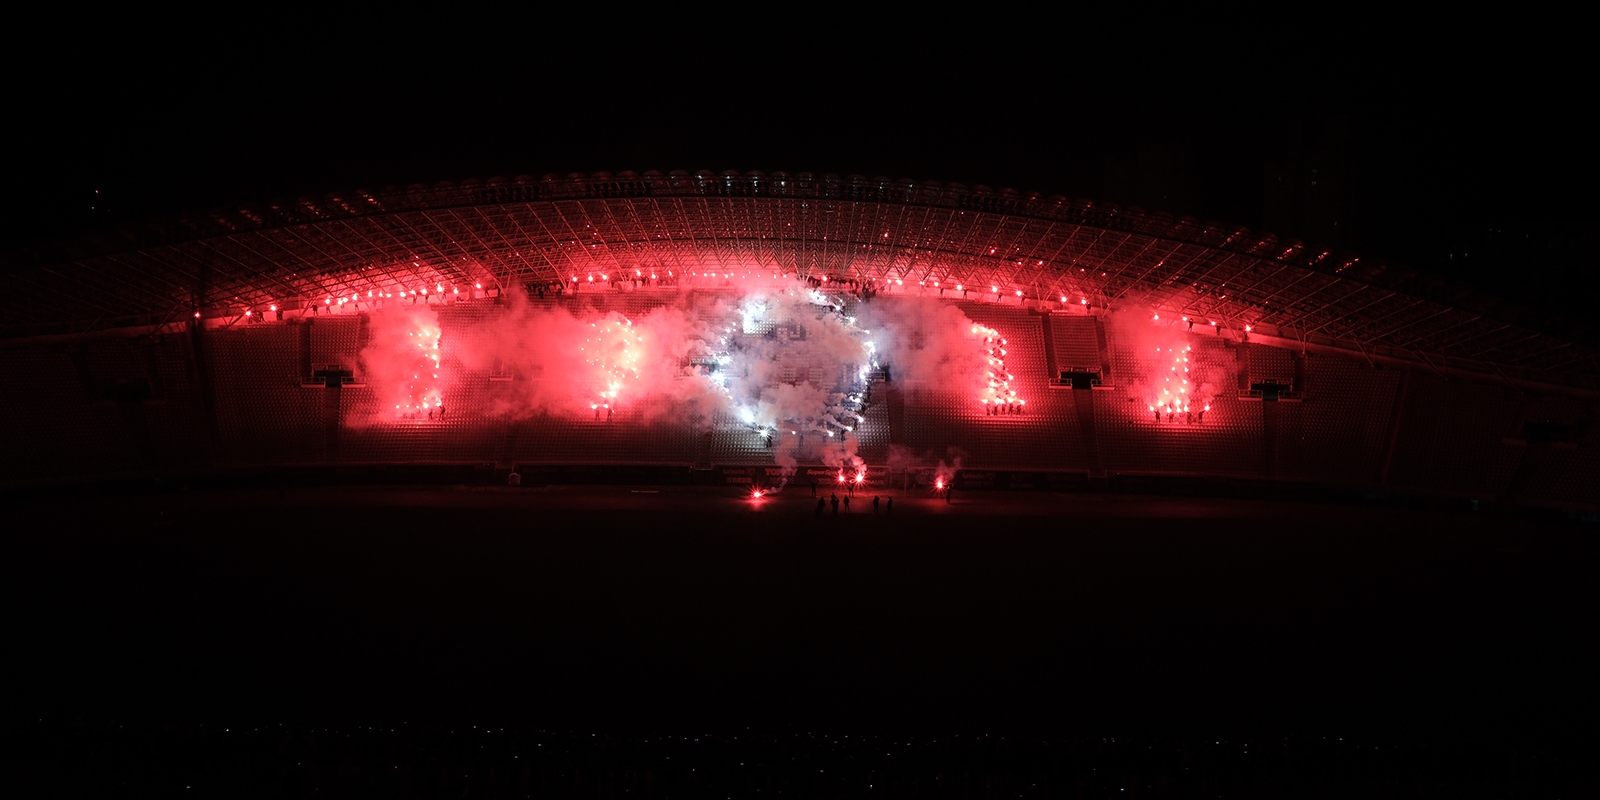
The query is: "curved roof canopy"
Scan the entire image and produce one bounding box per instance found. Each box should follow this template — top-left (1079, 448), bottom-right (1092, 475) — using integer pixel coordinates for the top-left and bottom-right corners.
top-left (4, 171), bottom-right (1596, 391)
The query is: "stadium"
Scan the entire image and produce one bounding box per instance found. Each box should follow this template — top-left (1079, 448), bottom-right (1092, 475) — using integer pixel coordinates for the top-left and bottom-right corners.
top-left (8, 19), bottom-right (1598, 789)
top-left (7, 166), bottom-right (1600, 795)
top-left (3, 170), bottom-right (1596, 509)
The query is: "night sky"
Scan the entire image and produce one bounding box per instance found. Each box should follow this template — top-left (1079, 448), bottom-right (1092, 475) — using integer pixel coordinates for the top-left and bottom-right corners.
top-left (6, 20), bottom-right (1594, 326)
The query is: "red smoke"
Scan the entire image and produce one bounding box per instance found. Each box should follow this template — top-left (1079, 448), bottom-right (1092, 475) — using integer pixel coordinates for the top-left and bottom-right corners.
top-left (355, 281), bottom-right (1013, 460)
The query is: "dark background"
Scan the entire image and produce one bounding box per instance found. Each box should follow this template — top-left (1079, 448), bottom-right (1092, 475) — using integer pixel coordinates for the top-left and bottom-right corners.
top-left (5, 16), bottom-right (1595, 324)
top-left (10, 488), bottom-right (1598, 737)
top-left (6, 486), bottom-right (1598, 795)
top-left (5, 16), bottom-right (1597, 794)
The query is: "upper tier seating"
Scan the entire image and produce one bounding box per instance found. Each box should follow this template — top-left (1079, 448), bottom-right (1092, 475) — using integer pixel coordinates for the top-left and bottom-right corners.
top-left (308, 317), bottom-right (361, 372)
top-left (1051, 315), bottom-right (1101, 372)
top-left (1247, 343), bottom-right (1295, 385)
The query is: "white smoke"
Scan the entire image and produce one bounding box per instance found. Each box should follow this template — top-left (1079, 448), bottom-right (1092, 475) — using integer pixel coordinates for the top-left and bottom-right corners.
top-left (357, 279), bottom-right (997, 463)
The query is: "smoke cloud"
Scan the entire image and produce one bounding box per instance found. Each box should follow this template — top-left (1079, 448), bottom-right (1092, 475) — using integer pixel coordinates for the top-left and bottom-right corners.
top-left (860, 299), bottom-right (987, 387)
top-left (355, 281), bottom-right (1004, 462)
top-left (1105, 306), bottom-right (1234, 419)
top-left (358, 304), bottom-right (444, 420)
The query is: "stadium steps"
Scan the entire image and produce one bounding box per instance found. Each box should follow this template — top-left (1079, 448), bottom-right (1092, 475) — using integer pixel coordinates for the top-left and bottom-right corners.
top-left (1049, 315), bottom-right (1103, 375)
top-left (1095, 319), bottom-right (1112, 386)
top-left (208, 326), bottom-right (324, 465)
top-left (888, 306), bottom-right (1087, 471)
top-left (1096, 335), bottom-right (1264, 478)
top-left (1387, 373), bottom-right (1521, 497)
top-left (308, 317), bottom-right (361, 373)
top-left (694, 431), bottom-right (713, 469)
top-left (1076, 391), bottom-right (1101, 476)
top-left (323, 387), bottom-right (342, 462)
top-left (1277, 353), bottom-right (1401, 486)
top-left (1040, 315), bottom-right (1060, 377)
top-left (1517, 445), bottom-right (1600, 508)
top-left (886, 381), bottom-right (906, 445)
top-left (856, 378), bottom-right (891, 464)
top-left (1262, 401), bottom-right (1279, 478)
top-left (1247, 343), bottom-right (1295, 386)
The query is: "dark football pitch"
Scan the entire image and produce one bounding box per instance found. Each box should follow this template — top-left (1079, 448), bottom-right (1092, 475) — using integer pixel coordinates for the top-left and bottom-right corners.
top-left (6, 483), bottom-right (1596, 796)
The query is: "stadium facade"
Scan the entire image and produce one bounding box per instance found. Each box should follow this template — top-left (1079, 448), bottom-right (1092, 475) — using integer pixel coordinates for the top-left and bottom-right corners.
top-left (1, 171), bottom-right (1594, 509)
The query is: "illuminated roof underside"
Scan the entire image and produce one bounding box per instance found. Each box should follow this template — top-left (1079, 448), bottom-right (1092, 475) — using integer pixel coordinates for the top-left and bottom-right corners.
top-left (4, 172), bottom-right (1595, 390)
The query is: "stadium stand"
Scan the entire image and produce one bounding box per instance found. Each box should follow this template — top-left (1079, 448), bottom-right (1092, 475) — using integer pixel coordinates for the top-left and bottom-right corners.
top-left (207, 325), bottom-right (325, 465)
top-left (897, 305), bottom-right (1088, 471)
top-left (1387, 375), bottom-right (1523, 497)
top-left (0, 173), bottom-right (1592, 511)
top-left (136, 337), bottom-right (207, 468)
top-left (0, 347), bottom-right (142, 478)
top-left (1247, 343), bottom-right (1296, 387)
top-left (0, 289), bottom-right (1591, 515)
top-left (308, 317), bottom-right (362, 374)
top-left (1515, 445), bottom-right (1600, 507)
top-left (1276, 353), bottom-right (1403, 485)
top-left (1049, 314), bottom-right (1103, 375)
top-left (1096, 334), bottom-right (1264, 478)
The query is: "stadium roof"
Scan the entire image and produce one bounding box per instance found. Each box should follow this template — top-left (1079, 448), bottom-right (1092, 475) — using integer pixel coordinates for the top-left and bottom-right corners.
top-left (4, 170), bottom-right (1596, 392)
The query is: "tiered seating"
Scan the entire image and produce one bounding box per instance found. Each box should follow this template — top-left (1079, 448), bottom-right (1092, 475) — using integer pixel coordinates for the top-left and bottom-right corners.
top-left (337, 305), bottom-right (516, 465)
top-left (339, 386), bottom-right (449, 463)
top-left (708, 410), bottom-right (776, 466)
top-left (1504, 393), bottom-right (1598, 507)
top-left (897, 305), bottom-right (1087, 471)
top-left (435, 308), bottom-right (509, 377)
top-left (854, 380), bottom-right (892, 465)
top-left (1276, 354), bottom-right (1402, 484)
top-left (1097, 336), bottom-right (1264, 477)
top-left (73, 337), bottom-right (208, 470)
top-left (1051, 315), bottom-right (1101, 371)
top-left (80, 338), bottom-right (146, 383)
top-left (0, 347), bottom-right (140, 479)
top-left (1247, 343), bottom-right (1295, 385)
top-left (960, 304), bottom-right (1050, 388)
top-left (1388, 375), bottom-right (1520, 496)
top-left (78, 338), bottom-right (160, 468)
top-left (573, 290), bottom-right (682, 319)
top-left (506, 403), bottom-right (698, 465)
top-left (128, 338), bottom-right (205, 468)
top-left (208, 327), bottom-right (324, 464)
top-left (438, 300), bottom-right (507, 326)
top-left (1, 294), bottom-right (1588, 507)
top-left (1517, 446), bottom-right (1600, 507)
top-left (308, 317), bottom-right (361, 371)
